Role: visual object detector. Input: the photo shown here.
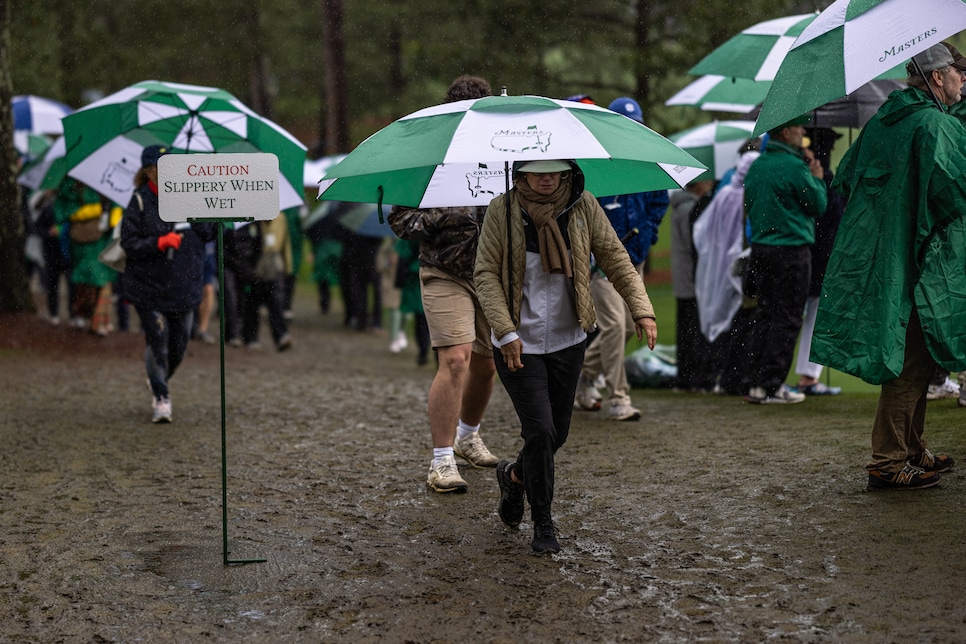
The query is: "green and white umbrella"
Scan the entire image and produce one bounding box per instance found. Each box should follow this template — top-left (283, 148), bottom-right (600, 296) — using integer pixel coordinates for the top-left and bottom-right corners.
top-left (62, 80), bottom-right (307, 208)
top-left (665, 75), bottom-right (771, 113)
top-left (689, 13), bottom-right (818, 82)
top-left (317, 94), bottom-right (707, 208)
top-left (754, 0), bottom-right (966, 136)
top-left (13, 131), bottom-right (52, 162)
top-left (18, 135), bottom-right (66, 191)
top-left (668, 120), bottom-right (757, 181)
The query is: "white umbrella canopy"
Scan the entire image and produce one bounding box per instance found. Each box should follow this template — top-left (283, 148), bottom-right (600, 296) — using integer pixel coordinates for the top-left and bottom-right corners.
top-left (317, 94), bottom-right (707, 208)
top-left (304, 154), bottom-right (345, 188)
top-left (689, 13), bottom-right (819, 82)
top-left (668, 121), bottom-right (757, 181)
top-left (665, 75), bottom-right (771, 113)
top-left (754, 0), bottom-right (966, 136)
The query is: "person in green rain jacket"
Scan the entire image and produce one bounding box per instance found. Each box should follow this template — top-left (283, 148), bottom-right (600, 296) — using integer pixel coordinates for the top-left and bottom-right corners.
top-left (811, 43), bottom-right (966, 490)
top-left (742, 116), bottom-right (827, 405)
top-left (53, 178), bottom-right (116, 330)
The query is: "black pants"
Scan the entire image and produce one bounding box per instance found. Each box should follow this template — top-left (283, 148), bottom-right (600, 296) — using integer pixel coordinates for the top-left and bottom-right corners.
top-left (747, 244), bottom-right (811, 395)
top-left (242, 276), bottom-right (289, 346)
top-left (493, 341), bottom-right (585, 521)
top-left (675, 297), bottom-right (716, 391)
top-left (718, 306), bottom-right (757, 396)
top-left (414, 313), bottom-right (430, 365)
top-left (339, 235), bottom-right (380, 330)
top-left (136, 307), bottom-right (193, 400)
top-left (222, 267), bottom-right (243, 342)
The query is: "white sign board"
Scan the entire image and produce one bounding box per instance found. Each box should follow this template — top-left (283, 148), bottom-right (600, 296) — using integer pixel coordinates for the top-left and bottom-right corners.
top-left (158, 152), bottom-right (280, 222)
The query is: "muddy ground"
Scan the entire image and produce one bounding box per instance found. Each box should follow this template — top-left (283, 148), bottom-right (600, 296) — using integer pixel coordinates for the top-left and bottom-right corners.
top-left (2, 291), bottom-right (966, 643)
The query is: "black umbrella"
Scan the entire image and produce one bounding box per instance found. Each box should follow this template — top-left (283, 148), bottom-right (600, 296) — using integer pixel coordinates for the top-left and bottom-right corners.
top-left (745, 79), bottom-right (905, 129)
top-left (303, 200), bottom-right (395, 243)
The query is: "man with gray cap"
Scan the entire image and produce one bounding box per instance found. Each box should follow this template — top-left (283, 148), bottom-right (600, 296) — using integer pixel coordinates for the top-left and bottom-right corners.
top-left (811, 42), bottom-right (966, 490)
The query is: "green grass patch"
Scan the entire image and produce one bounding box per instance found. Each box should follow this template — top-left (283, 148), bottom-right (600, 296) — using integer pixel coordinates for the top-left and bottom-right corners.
top-left (641, 281), bottom-right (880, 395)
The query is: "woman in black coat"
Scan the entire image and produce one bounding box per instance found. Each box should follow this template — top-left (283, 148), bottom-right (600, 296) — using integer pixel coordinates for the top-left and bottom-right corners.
top-left (120, 145), bottom-right (215, 423)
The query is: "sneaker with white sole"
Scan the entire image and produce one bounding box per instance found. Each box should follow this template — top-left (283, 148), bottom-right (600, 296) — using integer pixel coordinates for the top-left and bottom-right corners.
top-left (426, 455), bottom-right (468, 493)
top-left (745, 385), bottom-right (805, 404)
top-left (276, 334), bottom-right (293, 352)
top-left (574, 372), bottom-right (602, 411)
top-left (389, 331), bottom-right (408, 354)
top-left (152, 396), bottom-right (172, 424)
top-left (868, 464), bottom-right (940, 490)
top-left (926, 376), bottom-right (960, 401)
top-left (608, 402), bottom-right (641, 421)
top-left (453, 432), bottom-right (499, 468)
top-left (908, 449), bottom-right (954, 473)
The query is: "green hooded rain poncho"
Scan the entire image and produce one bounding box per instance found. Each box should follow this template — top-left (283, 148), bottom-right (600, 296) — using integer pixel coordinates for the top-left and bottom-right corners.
top-left (810, 86), bottom-right (966, 384)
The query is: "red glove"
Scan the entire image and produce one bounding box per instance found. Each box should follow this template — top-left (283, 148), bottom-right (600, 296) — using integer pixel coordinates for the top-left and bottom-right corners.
top-left (157, 232), bottom-right (182, 252)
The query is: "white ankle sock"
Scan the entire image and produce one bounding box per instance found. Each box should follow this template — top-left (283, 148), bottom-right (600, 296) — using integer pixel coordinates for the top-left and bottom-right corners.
top-left (456, 419), bottom-right (480, 441)
top-left (433, 447), bottom-right (454, 465)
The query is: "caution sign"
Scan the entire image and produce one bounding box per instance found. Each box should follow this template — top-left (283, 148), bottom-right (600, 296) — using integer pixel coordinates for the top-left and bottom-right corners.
top-left (158, 152), bottom-right (280, 222)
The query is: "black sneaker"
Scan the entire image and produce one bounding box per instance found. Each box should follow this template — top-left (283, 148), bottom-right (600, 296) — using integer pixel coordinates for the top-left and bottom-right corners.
top-left (867, 464), bottom-right (940, 490)
top-left (908, 449), bottom-right (954, 473)
top-left (496, 460), bottom-right (525, 527)
top-left (531, 516), bottom-right (560, 554)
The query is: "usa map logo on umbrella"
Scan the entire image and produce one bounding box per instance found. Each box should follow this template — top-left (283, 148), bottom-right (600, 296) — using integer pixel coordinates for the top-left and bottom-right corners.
top-left (491, 125), bottom-right (552, 153)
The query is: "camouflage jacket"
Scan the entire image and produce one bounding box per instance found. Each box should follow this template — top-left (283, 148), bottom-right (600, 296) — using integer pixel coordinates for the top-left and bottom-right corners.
top-left (387, 205), bottom-right (486, 281)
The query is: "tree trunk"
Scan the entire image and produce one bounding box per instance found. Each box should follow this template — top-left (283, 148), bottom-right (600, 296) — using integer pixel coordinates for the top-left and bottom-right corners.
top-left (55, 0), bottom-right (78, 105)
top-left (634, 0), bottom-right (651, 111)
top-left (320, 0), bottom-right (349, 154)
top-left (0, 0), bottom-right (32, 313)
top-left (247, 6), bottom-right (274, 119)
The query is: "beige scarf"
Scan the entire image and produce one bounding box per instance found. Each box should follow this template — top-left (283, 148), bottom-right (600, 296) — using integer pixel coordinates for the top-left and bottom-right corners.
top-left (515, 177), bottom-right (573, 277)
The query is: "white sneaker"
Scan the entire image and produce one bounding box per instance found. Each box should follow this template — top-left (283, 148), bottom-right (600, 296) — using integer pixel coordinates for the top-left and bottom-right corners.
top-left (746, 385), bottom-right (805, 404)
top-left (608, 402), bottom-right (641, 421)
top-left (389, 331), bottom-right (408, 353)
top-left (927, 377), bottom-right (960, 401)
top-left (152, 396), bottom-right (172, 423)
top-left (574, 372), bottom-right (602, 411)
top-left (453, 432), bottom-right (499, 468)
top-left (426, 455), bottom-right (467, 493)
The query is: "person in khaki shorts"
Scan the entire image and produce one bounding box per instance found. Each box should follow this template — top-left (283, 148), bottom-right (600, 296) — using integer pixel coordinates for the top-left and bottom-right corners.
top-left (387, 75), bottom-right (500, 493)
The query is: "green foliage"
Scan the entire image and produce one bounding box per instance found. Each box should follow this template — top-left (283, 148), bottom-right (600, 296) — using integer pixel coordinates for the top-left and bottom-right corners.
top-left (8, 0), bottom-right (836, 150)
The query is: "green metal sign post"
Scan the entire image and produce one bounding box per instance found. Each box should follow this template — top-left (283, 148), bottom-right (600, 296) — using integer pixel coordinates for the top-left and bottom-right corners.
top-left (203, 218), bottom-right (266, 566)
top-left (160, 153), bottom-right (281, 566)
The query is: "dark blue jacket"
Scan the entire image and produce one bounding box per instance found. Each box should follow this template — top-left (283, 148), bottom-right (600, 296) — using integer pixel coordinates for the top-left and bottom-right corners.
top-left (596, 190), bottom-right (670, 265)
top-left (120, 182), bottom-right (216, 312)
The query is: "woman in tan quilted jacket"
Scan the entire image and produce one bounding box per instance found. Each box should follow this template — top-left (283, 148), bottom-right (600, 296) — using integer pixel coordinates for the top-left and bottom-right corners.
top-left (475, 159), bottom-right (657, 555)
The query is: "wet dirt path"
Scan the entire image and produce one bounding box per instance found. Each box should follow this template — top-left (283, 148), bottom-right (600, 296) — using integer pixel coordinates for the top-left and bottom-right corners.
top-left (2, 296), bottom-right (965, 642)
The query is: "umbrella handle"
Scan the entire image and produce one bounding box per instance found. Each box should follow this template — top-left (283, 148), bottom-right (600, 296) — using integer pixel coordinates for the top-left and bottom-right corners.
top-left (377, 185), bottom-right (385, 223)
top-left (504, 161), bottom-right (516, 326)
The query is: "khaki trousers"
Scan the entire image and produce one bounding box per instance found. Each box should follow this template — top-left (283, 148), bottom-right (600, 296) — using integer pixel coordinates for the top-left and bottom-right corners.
top-left (868, 311), bottom-right (936, 472)
top-left (581, 272), bottom-right (636, 407)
